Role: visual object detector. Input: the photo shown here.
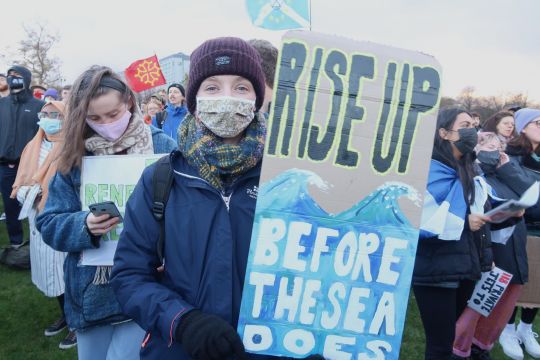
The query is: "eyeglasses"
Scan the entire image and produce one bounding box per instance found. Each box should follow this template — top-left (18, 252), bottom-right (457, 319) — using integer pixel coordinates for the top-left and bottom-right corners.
top-left (530, 120), bottom-right (540, 128)
top-left (37, 112), bottom-right (62, 120)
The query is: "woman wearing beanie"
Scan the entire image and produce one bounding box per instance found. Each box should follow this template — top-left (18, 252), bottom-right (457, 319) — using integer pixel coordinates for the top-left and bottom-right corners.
top-left (35, 66), bottom-right (176, 360)
top-left (493, 108), bottom-right (540, 359)
top-left (10, 101), bottom-right (77, 349)
top-left (152, 83), bottom-right (188, 142)
top-left (111, 37), bottom-right (324, 360)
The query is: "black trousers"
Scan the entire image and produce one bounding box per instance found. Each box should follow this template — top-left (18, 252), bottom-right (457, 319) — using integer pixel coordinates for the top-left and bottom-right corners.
top-left (509, 307), bottom-right (539, 324)
top-left (0, 164), bottom-right (23, 245)
top-left (413, 281), bottom-right (476, 360)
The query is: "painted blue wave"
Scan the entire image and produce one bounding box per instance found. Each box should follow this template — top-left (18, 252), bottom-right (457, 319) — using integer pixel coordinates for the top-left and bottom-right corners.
top-left (258, 168), bottom-right (420, 227)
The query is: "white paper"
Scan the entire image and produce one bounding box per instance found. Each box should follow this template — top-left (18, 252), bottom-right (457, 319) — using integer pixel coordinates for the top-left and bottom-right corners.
top-left (486, 181), bottom-right (539, 223)
top-left (18, 184), bottom-right (41, 220)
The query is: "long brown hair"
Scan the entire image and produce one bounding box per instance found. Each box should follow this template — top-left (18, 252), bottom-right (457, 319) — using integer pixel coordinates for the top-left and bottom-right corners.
top-left (508, 133), bottom-right (540, 156)
top-left (482, 111), bottom-right (515, 137)
top-left (58, 66), bottom-right (140, 174)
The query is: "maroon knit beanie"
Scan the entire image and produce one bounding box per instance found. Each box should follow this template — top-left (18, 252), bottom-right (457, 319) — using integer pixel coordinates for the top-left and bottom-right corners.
top-left (186, 37), bottom-right (265, 114)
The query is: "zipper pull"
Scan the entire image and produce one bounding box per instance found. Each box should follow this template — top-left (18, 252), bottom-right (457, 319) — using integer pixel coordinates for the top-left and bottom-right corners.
top-left (222, 193), bottom-right (232, 211)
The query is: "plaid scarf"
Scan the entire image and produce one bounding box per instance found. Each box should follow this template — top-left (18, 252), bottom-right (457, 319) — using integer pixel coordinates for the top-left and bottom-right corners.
top-left (178, 113), bottom-right (266, 191)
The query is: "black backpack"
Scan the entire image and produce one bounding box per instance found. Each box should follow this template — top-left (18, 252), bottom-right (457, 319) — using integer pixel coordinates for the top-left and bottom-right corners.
top-left (155, 111), bottom-right (168, 129)
top-left (152, 155), bottom-right (174, 268)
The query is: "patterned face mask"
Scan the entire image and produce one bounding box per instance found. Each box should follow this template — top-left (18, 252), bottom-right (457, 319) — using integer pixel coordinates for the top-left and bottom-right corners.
top-left (196, 96), bottom-right (255, 138)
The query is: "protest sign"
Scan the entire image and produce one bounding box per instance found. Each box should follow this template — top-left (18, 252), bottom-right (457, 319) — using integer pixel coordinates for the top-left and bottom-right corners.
top-left (237, 30), bottom-right (442, 359)
top-left (468, 267), bottom-right (513, 317)
top-left (80, 154), bottom-right (164, 266)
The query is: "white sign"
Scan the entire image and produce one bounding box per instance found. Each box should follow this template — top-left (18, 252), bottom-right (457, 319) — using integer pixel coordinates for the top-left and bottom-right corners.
top-left (468, 267), bottom-right (513, 317)
top-left (80, 154), bottom-right (165, 266)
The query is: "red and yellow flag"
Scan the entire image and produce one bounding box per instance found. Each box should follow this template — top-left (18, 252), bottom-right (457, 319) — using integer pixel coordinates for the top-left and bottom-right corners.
top-left (125, 55), bottom-right (166, 92)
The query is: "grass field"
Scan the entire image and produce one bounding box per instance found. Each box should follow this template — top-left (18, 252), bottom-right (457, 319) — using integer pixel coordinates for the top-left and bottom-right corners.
top-left (0, 198), bottom-right (534, 359)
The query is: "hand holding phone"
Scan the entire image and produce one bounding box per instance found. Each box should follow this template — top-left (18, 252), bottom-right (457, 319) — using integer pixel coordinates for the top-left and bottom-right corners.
top-left (86, 201), bottom-right (123, 236)
top-left (89, 201), bottom-right (123, 222)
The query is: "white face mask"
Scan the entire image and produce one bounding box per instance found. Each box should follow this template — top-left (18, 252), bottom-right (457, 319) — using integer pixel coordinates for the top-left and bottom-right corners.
top-left (196, 96), bottom-right (255, 138)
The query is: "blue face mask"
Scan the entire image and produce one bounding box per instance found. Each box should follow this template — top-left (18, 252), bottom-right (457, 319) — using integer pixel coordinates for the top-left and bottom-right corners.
top-left (37, 118), bottom-right (62, 135)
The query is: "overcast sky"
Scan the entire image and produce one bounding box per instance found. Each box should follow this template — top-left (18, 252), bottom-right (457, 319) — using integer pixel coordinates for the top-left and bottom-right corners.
top-left (1, 0), bottom-right (538, 101)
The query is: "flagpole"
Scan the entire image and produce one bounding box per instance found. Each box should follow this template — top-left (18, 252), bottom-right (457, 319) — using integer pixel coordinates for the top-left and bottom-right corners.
top-left (309, 0), bottom-right (312, 31)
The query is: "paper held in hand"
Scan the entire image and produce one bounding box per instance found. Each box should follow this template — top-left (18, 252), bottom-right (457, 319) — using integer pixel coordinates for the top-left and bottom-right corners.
top-left (486, 181), bottom-right (540, 223)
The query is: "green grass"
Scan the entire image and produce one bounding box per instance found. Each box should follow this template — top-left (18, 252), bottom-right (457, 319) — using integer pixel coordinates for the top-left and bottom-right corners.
top-left (0, 199), bottom-right (76, 360)
top-left (0, 198), bottom-right (536, 359)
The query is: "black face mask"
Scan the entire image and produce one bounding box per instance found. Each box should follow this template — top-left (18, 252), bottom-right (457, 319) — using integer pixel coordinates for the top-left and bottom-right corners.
top-left (7, 75), bottom-right (25, 93)
top-left (453, 128), bottom-right (478, 155)
top-left (477, 150), bottom-right (500, 167)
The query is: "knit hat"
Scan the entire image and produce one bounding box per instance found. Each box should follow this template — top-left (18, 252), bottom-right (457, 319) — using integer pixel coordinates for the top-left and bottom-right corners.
top-left (515, 108), bottom-right (540, 133)
top-left (43, 88), bottom-right (58, 100)
top-left (186, 37), bottom-right (265, 114)
top-left (167, 83), bottom-right (185, 97)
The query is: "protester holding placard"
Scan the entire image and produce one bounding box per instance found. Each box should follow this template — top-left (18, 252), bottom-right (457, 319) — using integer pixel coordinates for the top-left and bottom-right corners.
top-left (493, 108), bottom-right (540, 359)
top-left (10, 100), bottom-right (77, 349)
top-left (413, 107), bottom-right (494, 360)
top-left (452, 132), bottom-right (528, 359)
top-left (111, 37), bottom-right (324, 360)
top-left (35, 66), bottom-right (176, 360)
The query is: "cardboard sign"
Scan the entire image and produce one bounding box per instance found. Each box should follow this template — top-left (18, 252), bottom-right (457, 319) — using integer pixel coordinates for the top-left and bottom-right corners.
top-left (468, 267), bottom-right (513, 317)
top-left (517, 236), bottom-right (540, 308)
top-left (237, 31), bottom-right (442, 359)
top-left (80, 154), bottom-right (164, 266)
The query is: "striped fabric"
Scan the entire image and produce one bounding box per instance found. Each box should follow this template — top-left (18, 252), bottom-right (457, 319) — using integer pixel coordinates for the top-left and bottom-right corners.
top-left (28, 140), bottom-right (67, 297)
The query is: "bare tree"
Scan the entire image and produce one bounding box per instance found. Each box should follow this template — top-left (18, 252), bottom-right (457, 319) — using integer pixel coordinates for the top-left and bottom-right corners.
top-left (504, 92), bottom-right (529, 109)
top-left (456, 86), bottom-right (476, 111)
top-left (16, 21), bottom-right (63, 87)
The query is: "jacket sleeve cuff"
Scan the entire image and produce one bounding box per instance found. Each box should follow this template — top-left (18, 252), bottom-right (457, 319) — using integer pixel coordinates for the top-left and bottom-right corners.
top-left (83, 212), bottom-right (101, 248)
top-left (169, 307), bottom-right (193, 347)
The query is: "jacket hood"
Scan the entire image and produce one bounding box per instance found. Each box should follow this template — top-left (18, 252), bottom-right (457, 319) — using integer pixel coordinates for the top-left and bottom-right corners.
top-left (8, 65), bottom-right (32, 90)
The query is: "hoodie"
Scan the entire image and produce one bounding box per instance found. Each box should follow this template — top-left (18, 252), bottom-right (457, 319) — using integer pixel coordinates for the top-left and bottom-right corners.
top-left (0, 65), bottom-right (44, 163)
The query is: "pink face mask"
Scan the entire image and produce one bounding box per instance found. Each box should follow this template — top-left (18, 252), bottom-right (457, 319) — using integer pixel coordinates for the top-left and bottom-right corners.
top-left (86, 110), bottom-right (131, 142)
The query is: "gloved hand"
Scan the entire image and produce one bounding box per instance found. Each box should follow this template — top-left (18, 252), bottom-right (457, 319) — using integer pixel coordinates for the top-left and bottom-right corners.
top-left (176, 310), bottom-right (247, 360)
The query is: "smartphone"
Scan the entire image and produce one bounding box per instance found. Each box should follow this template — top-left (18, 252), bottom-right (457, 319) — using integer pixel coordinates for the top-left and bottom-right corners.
top-left (89, 201), bottom-right (123, 222)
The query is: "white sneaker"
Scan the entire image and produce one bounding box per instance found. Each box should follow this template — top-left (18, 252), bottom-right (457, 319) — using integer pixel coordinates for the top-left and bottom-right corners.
top-left (499, 326), bottom-right (524, 360)
top-left (517, 327), bottom-right (540, 358)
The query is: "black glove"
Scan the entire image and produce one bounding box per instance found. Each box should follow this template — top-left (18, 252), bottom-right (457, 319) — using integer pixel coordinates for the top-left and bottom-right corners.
top-left (176, 310), bottom-right (247, 360)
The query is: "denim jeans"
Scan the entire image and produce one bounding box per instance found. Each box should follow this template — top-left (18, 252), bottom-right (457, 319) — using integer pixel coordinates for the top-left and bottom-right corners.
top-left (0, 164), bottom-right (23, 245)
top-left (76, 320), bottom-right (145, 360)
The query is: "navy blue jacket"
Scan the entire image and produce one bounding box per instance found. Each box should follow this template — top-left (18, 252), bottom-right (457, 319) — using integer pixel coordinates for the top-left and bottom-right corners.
top-left (111, 151), bottom-right (290, 359)
top-left (36, 127), bottom-right (176, 332)
top-left (480, 164), bottom-right (528, 284)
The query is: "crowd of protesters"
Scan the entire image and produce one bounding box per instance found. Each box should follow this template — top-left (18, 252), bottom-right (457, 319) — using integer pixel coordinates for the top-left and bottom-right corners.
top-left (0, 35), bottom-right (539, 360)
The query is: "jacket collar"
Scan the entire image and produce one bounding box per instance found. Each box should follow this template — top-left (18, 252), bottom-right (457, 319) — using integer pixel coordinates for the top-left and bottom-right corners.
top-left (167, 104), bottom-right (188, 116)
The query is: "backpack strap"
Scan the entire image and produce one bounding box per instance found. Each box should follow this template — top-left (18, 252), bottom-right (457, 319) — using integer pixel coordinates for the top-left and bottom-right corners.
top-left (152, 155), bottom-right (174, 267)
top-left (155, 111), bottom-right (168, 129)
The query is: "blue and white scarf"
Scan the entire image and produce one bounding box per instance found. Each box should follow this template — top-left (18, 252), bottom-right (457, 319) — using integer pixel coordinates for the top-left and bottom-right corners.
top-left (420, 159), bottom-right (502, 240)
